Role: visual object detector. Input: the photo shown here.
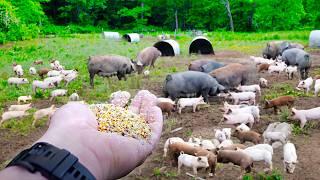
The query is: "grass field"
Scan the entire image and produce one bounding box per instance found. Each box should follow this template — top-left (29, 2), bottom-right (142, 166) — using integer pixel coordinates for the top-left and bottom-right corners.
top-left (0, 30), bottom-right (318, 179)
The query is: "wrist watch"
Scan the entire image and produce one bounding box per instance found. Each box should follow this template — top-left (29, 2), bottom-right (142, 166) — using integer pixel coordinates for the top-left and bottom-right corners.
top-left (6, 142), bottom-right (96, 180)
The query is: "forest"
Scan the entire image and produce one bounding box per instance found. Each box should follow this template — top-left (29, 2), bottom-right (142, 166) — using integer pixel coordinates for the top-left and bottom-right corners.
top-left (0, 0), bottom-right (319, 43)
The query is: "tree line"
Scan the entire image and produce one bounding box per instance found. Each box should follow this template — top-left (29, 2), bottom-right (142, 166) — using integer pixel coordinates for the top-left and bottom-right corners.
top-left (0, 0), bottom-right (319, 42)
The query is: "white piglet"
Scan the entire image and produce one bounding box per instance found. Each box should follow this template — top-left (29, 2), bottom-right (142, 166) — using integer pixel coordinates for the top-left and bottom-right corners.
top-left (1, 111), bottom-right (29, 125)
top-left (18, 95), bottom-right (32, 104)
top-left (215, 129), bottom-right (227, 143)
top-left (241, 147), bottom-right (273, 170)
top-left (222, 113), bottom-right (255, 128)
top-left (236, 84), bottom-right (261, 96)
top-left (225, 106), bottom-right (260, 122)
top-left (64, 71), bottom-right (78, 86)
top-left (285, 66), bottom-right (298, 80)
top-left (283, 142), bottom-right (298, 174)
top-left (314, 79), bottom-right (320, 97)
top-left (177, 152), bottom-right (209, 175)
top-left (29, 67), bottom-right (37, 75)
top-left (50, 89), bottom-right (68, 101)
top-left (259, 78), bottom-right (268, 88)
top-left (33, 105), bottom-right (56, 126)
top-left (69, 93), bottom-right (80, 101)
top-left (264, 131), bottom-right (287, 144)
top-left (291, 107), bottom-right (320, 128)
top-left (228, 92), bottom-right (256, 105)
top-left (8, 103), bottom-right (32, 111)
top-left (44, 75), bottom-right (64, 86)
top-left (32, 80), bottom-right (55, 92)
top-left (47, 70), bottom-right (61, 77)
top-left (8, 77), bottom-right (29, 85)
top-left (177, 96), bottom-right (206, 114)
top-left (296, 77), bottom-right (313, 94)
top-left (236, 123), bottom-right (251, 132)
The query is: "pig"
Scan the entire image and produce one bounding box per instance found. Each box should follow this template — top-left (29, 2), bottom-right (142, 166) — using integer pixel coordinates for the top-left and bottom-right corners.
top-left (135, 47), bottom-right (162, 74)
top-left (264, 131), bottom-right (287, 144)
top-left (0, 111), bottom-right (29, 125)
top-left (217, 150), bottom-right (253, 177)
top-left (13, 64), bottom-right (23, 77)
top-left (37, 68), bottom-right (50, 79)
top-left (157, 98), bottom-right (175, 105)
top-left (258, 63), bottom-right (270, 72)
top-left (88, 55), bottom-right (135, 87)
top-left (283, 142), bottom-right (298, 174)
top-left (177, 96), bottom-right (206, 114)
top-left (236, 123), bottom-right (251, 132)
top-left (285, 66), bottom-right (298, 80)
top-left (296, 77), bottom-right (313, 94)
top-left (200, 61), bottom-right (225, 73)
top-left (262, 41), bottom-right (283, 59)
top-left (199, 139), bottom-right (216, 151)
top-left (315, 79), bottom-right (320, 97)
top-left (47, 70), bottom-right (61, 77)
top-left (29, 67), bottom-right (37, 75)
top-left (249, 56), bottom-right (274, 65)
top-left (18, 95), bottom-right (32, 104)
top-left (163, 137), bottom-right (185, 157)
top-left (33, 60), bottom-right (43, 65)
top-left (188, 137), bottom-right (202, 145)
top-left (219, 144), bottom-right (247, 150)
top-left (69, 93), bottom-right (80, 101)
top-left (188, 59), bottom-right (212, 71)
top-left (225, 106), bottom-right (260, 122)
top-left (227, 92), bottom-right (256, 105)
top-left (268, 64), bottom-right (287, 74)
top-left (291, 107), bottom-right (320, 128)
top-left (163, 71), bottom-right (226, 102)
top-left (32, 80), bottom-right (55, 92)
top-left (240, 147), bottom-right (273, 170)
top-left (282, 48), bottom-right (311, 79)
top-left (222, 113), bottom-right (255, 128)
top-left (194, 149), bottom-right (218, 176)
top-left (44, 75), bottom-right (64, 87)
top-left (8, 103), bottom-right (32, 111)
top-left (32, 105), bottom-right (56, 126)
top-left (157, 102), bottom-right (175, 116)
top-left (263, 122), bottom-right (292, 142)
top-left (60, 69), bottom-right (78, 76)
top-left (63, 71), bottom-right (78, 86)
top-left (177, 152), bottom-right (209, 175)
top-left (168, 142), bottom-right (202, 161)
top-left (8, 77), bottom-right (29, 85)
top-left (233, 129), bottom-right (262, 144)
top-left (223, 128), bottom-right (232, 140)
top-left (143, 70), bottom-right (150, 77)
top-left (222, 101), bottom-right (247, 112)
top-left (50, 89), bottom-right (68, 101)
top-left (280, 41), bottom-right (304, 54)
top-left (236, 84), bottom-right (261, 96)
top-left (264, 96), bottom-right (295, 114)
top-left (209, 63), bottom-right (248, 90)
top-left (217, 139), bottom-right (234, 149)
top-left (249, 144), bottom-right (273, 155)
top-left (259, 78), bottom-right (268, 88)
top-left (215, 129), bottom-right (227, 143)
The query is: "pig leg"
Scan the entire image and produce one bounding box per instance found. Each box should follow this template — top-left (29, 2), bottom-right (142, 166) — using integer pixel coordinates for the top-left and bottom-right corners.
top-left (273, 107), bottom-right (278, 114)
top-left (192, 104), bottom-right (197, 113)
top-left (300, 118), bottom-right (307, 129)
top-left (89, 72), bottom-right (95, 87)
top-left (177, 162), bottom-right (182, 174)
top-left (178, 107), bottom-right (182, 114)
top-left (192, 166), bottom-right (198, 175)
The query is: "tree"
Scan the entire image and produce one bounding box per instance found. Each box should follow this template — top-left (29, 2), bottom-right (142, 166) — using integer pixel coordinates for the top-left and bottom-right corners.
top-left (222, 0), bottom-right (234, 31)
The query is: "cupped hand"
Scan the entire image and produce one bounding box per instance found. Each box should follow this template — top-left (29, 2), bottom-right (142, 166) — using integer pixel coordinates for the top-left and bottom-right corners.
top-left (37, 90), bottom-right (163, 180)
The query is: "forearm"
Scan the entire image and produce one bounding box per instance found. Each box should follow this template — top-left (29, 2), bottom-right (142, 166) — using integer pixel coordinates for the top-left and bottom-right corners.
top-left (0, 166), bottom-right (46, 180)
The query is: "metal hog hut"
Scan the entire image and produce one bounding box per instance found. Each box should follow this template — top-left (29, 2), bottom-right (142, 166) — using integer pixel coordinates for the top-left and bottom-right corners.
top-left (309, 30), bottom-right (320, 48)
top-left (123, 33), bottom-right (140, 43)
top-left (189, 36), bottom-right (214, 55)
top-left (154, 40), bottom-right (180, 56)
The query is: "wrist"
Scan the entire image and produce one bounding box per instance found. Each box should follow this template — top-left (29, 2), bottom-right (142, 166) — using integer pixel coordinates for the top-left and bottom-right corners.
top-left (0, 166), bottom-right (46, 180)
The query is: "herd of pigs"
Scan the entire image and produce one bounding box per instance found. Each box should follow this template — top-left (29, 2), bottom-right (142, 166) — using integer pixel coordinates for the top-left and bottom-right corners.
top-left (1, 39), bottom-right (320, 178)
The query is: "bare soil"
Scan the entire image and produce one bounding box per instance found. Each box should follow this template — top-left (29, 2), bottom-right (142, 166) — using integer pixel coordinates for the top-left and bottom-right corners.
top-left (1, 50), bottom-right (320, 180)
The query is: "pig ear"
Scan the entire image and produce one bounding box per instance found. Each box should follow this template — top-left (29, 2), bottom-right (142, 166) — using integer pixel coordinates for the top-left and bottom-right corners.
top-left (219, 108), bottom-right (225, 112)
top-left (227, 109), bottom-right (232, 114)
top-left (194, 152), bottom-right (198, 156)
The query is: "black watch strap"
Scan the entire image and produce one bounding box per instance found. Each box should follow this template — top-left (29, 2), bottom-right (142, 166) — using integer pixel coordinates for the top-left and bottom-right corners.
top-left (6, 142), bottom-right (96, 180)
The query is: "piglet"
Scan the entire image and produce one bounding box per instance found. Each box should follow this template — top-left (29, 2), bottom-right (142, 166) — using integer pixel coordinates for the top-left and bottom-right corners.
top-left (233, 129), bottom-right (262, 144)
top-left (178, 152), bottom-right (209, 175)
top-left (236, 84), bottom-right (261, 96)
top-left (228, 92), bottom-right (256, 105)
top-left (222, 113), bottom-right (255, 128)
top-left (163, 137), bottom-right (185, 157)
top-left (296, 77), bottom-right (313, 94)
top-left (33, 60), bottom-right (43, 65)
top-left (259, 78), bottom-right (268, 88)
top-left (283, 142), bottom-right (298, 174)
top-left (157, 97), bottom-right (175, 105)
top-left (314, 79), bottom-right (320, 97)
top-left (69, 93), bottom-right (80, 101)
top-left (32, 80), bottom-right (55, 92)
top-left (50, 89), bottom-right (68, 101)
top-left (18, 95), bottom-right (32, 104)
top-left (8, 77), bottom-right (29, 86)
top-left (257, 63), bottom-right (270, 73)
top-left (285, 66), bottom-right (297, 80)
top-left (37, 68), bottom-right (50, 79)
top-left (177, 96), bottom-right (206, 114)
top-left (264, 131), bottom-right (287, 144)
top-left (215, 129), bottom-right (227, 143)
top-left (44, 75), bottom-right (64, 86)
top-left (264, 96), bottom-right (294, 114)
top-left (157, 102), bottom-right (175, 116)
top-left (240, 147), bottom-right (273, 170)
top-left (64, 71), bottom-right (78, 86)
top-left (291, 107), bottom-right (320, 128)
top-left (8, 103), bottom-right (32, 111)
top-left (236, 123), bottom-right (250, 132)
top-left (29, 67), bottom-right (37, 75)
top-left (1, 111), bottom-right (29, 125)
top-left (225, 105), bottom-right (260, 122)
top-left (33, 105), bottom-right (56, 126)
top-left (47, 70), bottom-right (61, 77)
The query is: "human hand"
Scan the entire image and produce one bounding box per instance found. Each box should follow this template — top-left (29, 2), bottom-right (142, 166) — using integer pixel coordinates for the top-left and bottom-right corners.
top-left (36, 90), bottom-right (163, 179)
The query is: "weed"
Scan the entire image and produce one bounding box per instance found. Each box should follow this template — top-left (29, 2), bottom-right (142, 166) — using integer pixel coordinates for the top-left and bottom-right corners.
top-left (185, 129), bottom-right (193, 137)
top-left (244, 169), bottom-right (283, 180)
top-left (279, 108), bottom-right (290, 122)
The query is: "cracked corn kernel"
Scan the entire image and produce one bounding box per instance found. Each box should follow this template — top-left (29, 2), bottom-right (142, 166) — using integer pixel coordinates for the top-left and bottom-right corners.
top-left (89, 104), bottom-right (151, 139)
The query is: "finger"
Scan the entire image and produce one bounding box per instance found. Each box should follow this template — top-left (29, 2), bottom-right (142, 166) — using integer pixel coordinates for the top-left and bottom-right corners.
top-left (49, 102), bottom-right (97, 128)
top-left (145, 106), bottom-right (163, 148)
